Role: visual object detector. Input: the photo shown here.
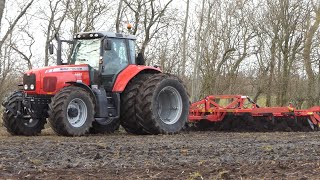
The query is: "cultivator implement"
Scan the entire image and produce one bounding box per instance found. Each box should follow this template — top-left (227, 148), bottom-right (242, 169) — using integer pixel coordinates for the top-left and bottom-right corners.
top-left (189, 95), bottom-right (320, 131)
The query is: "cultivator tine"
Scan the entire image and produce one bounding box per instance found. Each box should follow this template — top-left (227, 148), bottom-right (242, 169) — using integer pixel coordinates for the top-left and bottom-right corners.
top-left (189, 95), bottom-right (320, 132)
top-left (307, 118), bottom-right (315, 130)
top-left (271, 115), bottom-right (275, 125)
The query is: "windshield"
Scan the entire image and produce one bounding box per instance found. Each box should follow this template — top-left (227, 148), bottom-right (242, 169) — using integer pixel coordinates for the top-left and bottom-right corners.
top-left (72, 39), bottom-right (101, 69)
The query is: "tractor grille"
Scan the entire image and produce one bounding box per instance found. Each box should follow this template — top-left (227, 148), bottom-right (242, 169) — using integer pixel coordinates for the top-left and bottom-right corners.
top-left (23, 73), bottom-right (36, 91)
top-left (43, 77), bottom-right (57, 92)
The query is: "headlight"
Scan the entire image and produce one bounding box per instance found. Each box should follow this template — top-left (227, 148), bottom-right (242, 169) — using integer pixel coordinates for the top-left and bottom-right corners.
top-left (30, 84), bottom-right (35, 90)
top-left (24, 84), bottom-right (28, 90)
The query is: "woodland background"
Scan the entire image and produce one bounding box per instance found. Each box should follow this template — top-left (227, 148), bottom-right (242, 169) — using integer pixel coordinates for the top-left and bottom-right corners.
top-left (1, 0), bottom-right (320, 108)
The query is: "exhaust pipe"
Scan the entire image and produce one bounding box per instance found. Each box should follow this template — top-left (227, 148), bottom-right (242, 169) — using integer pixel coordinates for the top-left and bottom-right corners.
top-left (54, 34), bottom-right (74, 65)
top-left (55, 34), bottom-right (62, 65)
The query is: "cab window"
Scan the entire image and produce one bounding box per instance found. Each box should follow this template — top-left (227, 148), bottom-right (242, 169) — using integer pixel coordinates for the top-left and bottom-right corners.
top-left (72, 39), bottom-right (101, 69)
top-left (128, 40), bottom-right (136, 64)
top-left (103, 39), bottom-right (128, 75)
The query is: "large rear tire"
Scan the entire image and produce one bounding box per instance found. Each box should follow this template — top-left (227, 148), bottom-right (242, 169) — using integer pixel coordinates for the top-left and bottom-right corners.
top-left (135, 74), bottom-right (189, 134)
top-left (120, 73), bottom-right (152, 134)
top-left (2, 91), bottom-right (46, 136)
top-left (48, 86), bottom-right (94, 136)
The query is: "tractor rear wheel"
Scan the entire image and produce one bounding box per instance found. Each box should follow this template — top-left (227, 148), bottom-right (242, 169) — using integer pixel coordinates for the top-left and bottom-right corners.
top-left (48, 86), bottom-right (94, 136)
top-left (2, 91), bottom-right (46, 136)
top-left (120, 73), bottom-right (152, 134)
top-left (135, 74), bottom-right (189, 134)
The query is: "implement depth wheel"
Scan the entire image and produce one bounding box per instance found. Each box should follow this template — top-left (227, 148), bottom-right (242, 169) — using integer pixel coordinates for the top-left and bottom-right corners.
top-left (49, 86), bottom-right (94, 136)
top-left (135, 74), bottom-right (189, 134)
top-left (2, 91), bottom-right (46, 136)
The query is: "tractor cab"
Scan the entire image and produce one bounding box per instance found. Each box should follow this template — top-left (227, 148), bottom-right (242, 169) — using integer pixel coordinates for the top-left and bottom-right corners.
top-left (70, 31), bottom-right (137, 90)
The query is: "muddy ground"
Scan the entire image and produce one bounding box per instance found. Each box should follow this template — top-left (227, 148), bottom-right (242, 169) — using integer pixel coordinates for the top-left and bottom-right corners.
top-left (0, 126), bottom-right (320, 180)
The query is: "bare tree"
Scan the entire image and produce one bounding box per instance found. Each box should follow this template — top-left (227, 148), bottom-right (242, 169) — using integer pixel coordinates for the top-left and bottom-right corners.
top-left (115, 0), bottom-right (124, 33)
top-left (0, 0), bottom-right (5, 30)
top-left (0, 0), bottom-right (35, 71)
top-left (190, 0), bottom-right (256, 99)
top-left (249, 0), bottom-right (307, 106)
top-left (41, 0), bottom-right (70, 66)
top-left (122, 0), bottom-right (174, 59)
top-left (191, 0), bottom-right (205, 101)
top-left (0, 0), bottom-right (35, 102)
top-left (270, 0), bottom-right (305, 106)
top-left (180, 0), bottom-right (189, 77)
top-left (303, 1), bottom-right (320, 106)
top-left (0, 0), bottom-right (34, 50)
top-left (67, 0), bottom-right (110, 33)
top-left (11, 26), bottom-right (35, 70)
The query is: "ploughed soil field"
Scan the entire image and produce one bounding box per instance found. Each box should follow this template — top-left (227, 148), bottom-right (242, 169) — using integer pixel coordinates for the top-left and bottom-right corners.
top-left (0, 126), bottom-right (320, 179)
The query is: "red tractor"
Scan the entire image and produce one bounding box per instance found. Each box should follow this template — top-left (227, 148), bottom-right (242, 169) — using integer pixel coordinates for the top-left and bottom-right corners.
top-left (2, 31), bottom-right (189, 136)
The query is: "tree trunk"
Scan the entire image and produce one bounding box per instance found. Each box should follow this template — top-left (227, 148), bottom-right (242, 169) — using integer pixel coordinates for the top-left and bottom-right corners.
top-left (266, 37), bottom-right (277, 106)
top-left (0, 0), bottom-right (5, 30)
top-left (115, 0), bottom-right (123, 33)
top-left (191, 0), bottom-right (205, 102)
top-left (181, 0), bottom-right (189, 77)
top-left (303, 5), bottom-right (320, 107)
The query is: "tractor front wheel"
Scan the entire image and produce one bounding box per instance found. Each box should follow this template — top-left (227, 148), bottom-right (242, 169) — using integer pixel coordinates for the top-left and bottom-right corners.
top-left (2, 91), bottom-right (46, 136)
top-left (49, 86), bottom-right (94, 136)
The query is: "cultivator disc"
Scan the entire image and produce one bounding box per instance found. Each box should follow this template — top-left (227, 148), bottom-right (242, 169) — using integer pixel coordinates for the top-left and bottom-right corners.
top-left (189, 95), bottom-right (320, 132)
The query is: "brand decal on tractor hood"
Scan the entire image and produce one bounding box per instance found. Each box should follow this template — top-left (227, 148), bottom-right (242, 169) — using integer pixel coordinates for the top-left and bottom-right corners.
top-left (45, 66), bottom-right (89, 73)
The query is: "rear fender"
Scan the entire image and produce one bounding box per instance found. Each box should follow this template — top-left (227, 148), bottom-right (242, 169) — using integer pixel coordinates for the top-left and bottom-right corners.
top-left (112, 65), bottom-right (161, 92)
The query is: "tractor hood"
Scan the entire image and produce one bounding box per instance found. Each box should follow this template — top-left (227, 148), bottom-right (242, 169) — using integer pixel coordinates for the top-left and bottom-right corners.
top-left (23, 64), bottom-right (91, 95)
top-left (25, 64), bottom-right (89, 74)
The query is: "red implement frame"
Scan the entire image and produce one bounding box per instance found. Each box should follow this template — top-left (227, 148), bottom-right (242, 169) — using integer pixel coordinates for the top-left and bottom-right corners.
top-left (189, 95), bottom-right (320, 126)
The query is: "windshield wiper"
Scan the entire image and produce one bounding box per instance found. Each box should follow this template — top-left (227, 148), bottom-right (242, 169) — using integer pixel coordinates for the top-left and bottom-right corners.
top-left (77, 58), bottom-right (87, 62)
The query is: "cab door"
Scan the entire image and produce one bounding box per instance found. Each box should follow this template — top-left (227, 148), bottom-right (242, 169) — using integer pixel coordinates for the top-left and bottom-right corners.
top-left (101, 38), bottom-right (129, 91)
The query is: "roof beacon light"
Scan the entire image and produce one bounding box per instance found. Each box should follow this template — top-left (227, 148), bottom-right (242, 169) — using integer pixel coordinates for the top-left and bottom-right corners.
top-left (127, 23), bottom-right (133, 30)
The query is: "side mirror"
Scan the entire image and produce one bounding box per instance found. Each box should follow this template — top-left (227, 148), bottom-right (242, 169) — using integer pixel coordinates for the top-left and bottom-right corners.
top-left (48, 43), bottom-right (54, 55)
top-left (136, 52), bottom-right (145, 65)
top-left (103, 39), bottom-right (112, 51)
